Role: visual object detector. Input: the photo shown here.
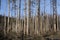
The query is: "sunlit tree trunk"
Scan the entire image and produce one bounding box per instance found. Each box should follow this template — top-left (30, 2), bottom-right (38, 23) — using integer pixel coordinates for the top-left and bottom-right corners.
top-left (40, 15), bottom-right (43, 34)
top-left (35, 14), bottom-right (37, 35)
top-left (27, 0), bottom-right (31, 35)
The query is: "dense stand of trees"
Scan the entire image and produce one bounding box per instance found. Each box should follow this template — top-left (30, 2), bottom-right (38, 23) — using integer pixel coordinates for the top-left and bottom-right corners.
top-left (0, 0), bottom-right (59, 38)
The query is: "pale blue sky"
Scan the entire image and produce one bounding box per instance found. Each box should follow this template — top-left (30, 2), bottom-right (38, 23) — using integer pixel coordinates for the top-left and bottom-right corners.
top-left (0, 0), bottom-right (60, 17)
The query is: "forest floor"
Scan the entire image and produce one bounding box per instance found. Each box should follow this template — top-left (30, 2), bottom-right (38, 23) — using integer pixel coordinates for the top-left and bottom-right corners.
top-left (0, 31), bottom-right (60, 40)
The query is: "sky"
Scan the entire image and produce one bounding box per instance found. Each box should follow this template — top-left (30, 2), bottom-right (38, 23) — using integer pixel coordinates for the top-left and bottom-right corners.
top-left (0, 0), bottom-right (60, 17)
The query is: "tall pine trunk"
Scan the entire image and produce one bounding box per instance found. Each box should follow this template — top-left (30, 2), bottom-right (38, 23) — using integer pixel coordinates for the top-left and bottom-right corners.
top-left (27, 0), bottom-right (31, 35)
top-left (24, 0), bottom-right (27, 35)
top-left (7, 0), bottom-right (10, 33)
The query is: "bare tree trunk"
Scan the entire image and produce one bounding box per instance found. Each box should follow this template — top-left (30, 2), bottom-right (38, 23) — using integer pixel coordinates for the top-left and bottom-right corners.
top-left (27, 0), bottom-right (31, 35)
top-left (13, 0), bottom-right (17, 33)
top-left (15, 0), bottom-right (21, 33)
top-left (7, 0), bottom-right (10, 33)
top-left (38, 0), bottom-right (40, 35)
top-left (35, 0), bottom-right (38, 35)
top-left (12, 0), bottom-right (17, 33)
top-left (36, 0), bottom-right (40, 35)
top-left (16, 5), bottom-right (17, 33)
top-left (19, 0), bottom-right (21, 33)
top-left (12, 0), bottom-right (15, 32)
top-left (32, 13), bottom-right (35, 35)
top-left (4, 1), bottom-right (7, 36)
top-left (40, 15), bottom-right (43, 34)
top-left (4, 12), bottom-right (6, 36)
top-left (24, 0), bottom-right (26, 35)
top-left (52, 0), bottom-right (57, 32)
top-left (57, 15), bottom-right (59, 31)
top-left (35, 15), bottom-right (38, 35)
top-left (46, 14), bottom-right (49, 32)
top-left (43, 0), bottom-right (47, 33)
